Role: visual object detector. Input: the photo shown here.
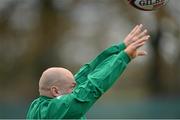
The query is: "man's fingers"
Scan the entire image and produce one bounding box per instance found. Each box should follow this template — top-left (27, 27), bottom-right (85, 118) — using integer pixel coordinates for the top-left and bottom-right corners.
top-left (134, 35), bottom-right (150, 48)
top-left (131, 24), bottom-right (143, 37)
top-left (134, 35), bottom-right (150, 45)
top-left (125, 24), bottom-right (149, 48)
top-left (129, 25), bottom-right (139, 35)
top-left (136, 29), bottom-right (147, 40)
top-left (136, 50), bottom-right (148, 56)
top-left (136, 41), bottom-right (146, 48)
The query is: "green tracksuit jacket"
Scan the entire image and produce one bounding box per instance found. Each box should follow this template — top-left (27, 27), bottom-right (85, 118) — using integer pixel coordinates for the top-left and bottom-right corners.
top-left (26, 43), bottom-right (131, 119)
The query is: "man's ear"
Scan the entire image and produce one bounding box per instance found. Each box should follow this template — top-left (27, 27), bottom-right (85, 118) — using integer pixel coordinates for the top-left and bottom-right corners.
top-left (50, 86), bottom-right (60, 97)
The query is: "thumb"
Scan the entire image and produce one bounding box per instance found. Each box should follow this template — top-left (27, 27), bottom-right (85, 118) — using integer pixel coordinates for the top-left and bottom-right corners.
top-left (136, 50), bottom-right (147, 57)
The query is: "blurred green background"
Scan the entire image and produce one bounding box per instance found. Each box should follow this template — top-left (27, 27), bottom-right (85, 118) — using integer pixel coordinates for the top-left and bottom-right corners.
top-left (0, 0), bottom-right (180, 119)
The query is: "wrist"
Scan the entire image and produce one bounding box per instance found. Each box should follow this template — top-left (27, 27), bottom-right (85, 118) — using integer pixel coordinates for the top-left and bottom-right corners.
top-left (124, 48), bottom-right (135, 59)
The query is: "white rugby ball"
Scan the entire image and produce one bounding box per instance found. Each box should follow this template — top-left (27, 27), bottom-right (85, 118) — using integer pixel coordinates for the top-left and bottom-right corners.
top-left (128, 0), bottom-right (169, 11)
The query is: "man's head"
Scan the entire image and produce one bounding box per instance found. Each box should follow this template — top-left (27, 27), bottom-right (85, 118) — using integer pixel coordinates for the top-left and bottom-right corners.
top-left (39, 67), bottom-right (76, 98)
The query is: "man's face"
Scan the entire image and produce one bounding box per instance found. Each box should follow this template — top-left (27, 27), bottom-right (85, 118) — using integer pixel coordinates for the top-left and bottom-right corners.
top-left (53, 76), bottom-right (76, 97)
top-left (64, 80), bottom-right (76, 94)
top-left (63, 74), bottom-right (76, 94)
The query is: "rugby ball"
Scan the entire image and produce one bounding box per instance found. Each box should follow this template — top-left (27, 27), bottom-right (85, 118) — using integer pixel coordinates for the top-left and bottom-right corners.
top-left (128, 0), bottom-right (169, 11)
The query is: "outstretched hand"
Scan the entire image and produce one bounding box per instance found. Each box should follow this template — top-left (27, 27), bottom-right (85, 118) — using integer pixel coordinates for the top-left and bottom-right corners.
top-left (124, 24), bottom-right (150, 59)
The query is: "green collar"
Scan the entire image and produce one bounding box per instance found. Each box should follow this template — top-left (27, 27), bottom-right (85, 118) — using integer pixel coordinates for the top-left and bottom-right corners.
top-left (40, 95), bottom-right (53, 99)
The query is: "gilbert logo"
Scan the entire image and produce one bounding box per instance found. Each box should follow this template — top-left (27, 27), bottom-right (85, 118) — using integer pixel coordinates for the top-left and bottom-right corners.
top-left (139, 0), bottom-right (165, 6)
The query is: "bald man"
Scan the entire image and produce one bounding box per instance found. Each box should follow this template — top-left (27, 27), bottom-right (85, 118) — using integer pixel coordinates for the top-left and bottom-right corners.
top-left (38, 68), bottom-right (76, 98)
top-left (26, 24), bottom-right (150, 119)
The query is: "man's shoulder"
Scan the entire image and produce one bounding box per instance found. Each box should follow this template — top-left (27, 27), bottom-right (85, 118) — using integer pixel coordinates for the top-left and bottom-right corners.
top-left (52, 94), bottom-right (73, 103)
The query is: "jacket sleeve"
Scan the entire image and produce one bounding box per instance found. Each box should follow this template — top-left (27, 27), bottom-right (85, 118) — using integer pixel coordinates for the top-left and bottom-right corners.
top-left (74, 43), bottom-right (126, 85)
top-left (50, 50), bottom-right (131, 119)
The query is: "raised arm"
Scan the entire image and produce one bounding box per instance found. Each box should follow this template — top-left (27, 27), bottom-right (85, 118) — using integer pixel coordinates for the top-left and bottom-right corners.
top-left (74, 42), bottom-right (126, 85)
top-left (75, 24), bottom-right (146, 85)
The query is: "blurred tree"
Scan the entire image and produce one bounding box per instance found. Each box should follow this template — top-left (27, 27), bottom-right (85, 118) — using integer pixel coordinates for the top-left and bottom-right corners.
top-left (0, 0), bottom-right (71, 99)
top-left (148, 7), bottom-right (180, 96)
